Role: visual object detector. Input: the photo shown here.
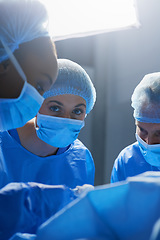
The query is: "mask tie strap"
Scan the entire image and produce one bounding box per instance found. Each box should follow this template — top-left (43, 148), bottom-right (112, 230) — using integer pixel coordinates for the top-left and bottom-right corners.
top-left (0, 39), bottom-right (27, 82)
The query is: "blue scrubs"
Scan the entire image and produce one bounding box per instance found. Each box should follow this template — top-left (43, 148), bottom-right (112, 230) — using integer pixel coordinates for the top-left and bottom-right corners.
top-left (111, 141), bottom-right (160, 183)
top-left (0, 130), bottom-right (95, 189)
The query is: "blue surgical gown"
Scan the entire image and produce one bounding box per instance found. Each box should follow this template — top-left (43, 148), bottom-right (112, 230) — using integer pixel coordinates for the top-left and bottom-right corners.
top-left (0, 130), bottom-right (95, 189)
top-left (111, 141), bottom-right (160, 183)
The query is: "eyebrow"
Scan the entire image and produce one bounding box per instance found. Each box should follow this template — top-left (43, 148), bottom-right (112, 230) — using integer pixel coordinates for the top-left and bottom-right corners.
top-left (47, 101), bottom-right (86, 108)
top-left (139, 126), bottom-right (146, 131)
top-left (75, 103), bottom-right (86, 108)
top-left (47, 100), bottom-right (63, 106)
top-left (42, 73), bottom-right (53, 85)
top-left (137, 124), bottom-right (145, 130)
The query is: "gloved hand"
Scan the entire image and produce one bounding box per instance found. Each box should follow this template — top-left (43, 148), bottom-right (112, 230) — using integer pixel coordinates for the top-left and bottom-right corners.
top-left (73, 184), bottom-right (94, 197)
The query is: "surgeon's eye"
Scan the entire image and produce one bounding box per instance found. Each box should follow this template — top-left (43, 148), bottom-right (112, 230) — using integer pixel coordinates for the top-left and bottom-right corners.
top-left (155, 131), bottom-right (160, 137)
top-left (73, 108), bottom-right (84, 115)
top-left (49, 105), bottom-right (60, 112)
top-left (138, 126), bottom-right (147, 136)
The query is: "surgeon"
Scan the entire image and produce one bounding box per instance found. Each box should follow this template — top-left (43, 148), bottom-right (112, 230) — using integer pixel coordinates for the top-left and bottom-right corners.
top-left (0, 0), bottom-right (58, 131)
top-left (111, 72), bottom-right (160, 183)
top-left (0, 59), bottom-right (96, 189)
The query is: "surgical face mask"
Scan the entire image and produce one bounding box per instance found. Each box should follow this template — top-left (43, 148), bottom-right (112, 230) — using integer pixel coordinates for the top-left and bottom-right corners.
top-left (136, 133), bottom-right (160, 167)
top-left (0, 40), bottom-right (44, 131)
top-left (35, 113), bottom-right (85, 147)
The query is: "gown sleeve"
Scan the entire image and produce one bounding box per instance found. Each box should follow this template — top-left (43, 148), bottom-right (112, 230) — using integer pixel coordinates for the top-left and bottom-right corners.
top-left (0, 182), bottom-right (76, 240)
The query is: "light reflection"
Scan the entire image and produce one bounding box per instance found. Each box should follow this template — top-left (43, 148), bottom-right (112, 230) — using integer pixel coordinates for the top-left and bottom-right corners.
top-left (41, 0), bottom-right (139, 40)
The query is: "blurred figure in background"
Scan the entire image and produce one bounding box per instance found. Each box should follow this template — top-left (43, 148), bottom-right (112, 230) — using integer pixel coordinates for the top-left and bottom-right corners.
top-left (111, 72), bottom-right (160, 183)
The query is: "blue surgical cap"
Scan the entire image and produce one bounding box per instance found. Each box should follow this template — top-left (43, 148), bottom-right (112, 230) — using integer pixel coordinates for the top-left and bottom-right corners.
top-left (43, 59), bottom-right (96, 114)
top-left (0, 0), bottom-right (50, 63)
top-left (131, 72), bottom-right (160, 123)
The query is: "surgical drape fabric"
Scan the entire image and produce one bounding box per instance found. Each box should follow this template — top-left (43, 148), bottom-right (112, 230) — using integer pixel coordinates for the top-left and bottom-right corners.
top-left (10, 233), bottom-right (36, 240)
top-left (111, 141), bottom-right (160, 183)
top-left (0, 131), bottom-right (95, 189)
top-left (150, 219), bottom-right (160, 240)
top-left (0, 182), bottom-right (76, 240)
top-left (36, 172), bottom-right (160, 240)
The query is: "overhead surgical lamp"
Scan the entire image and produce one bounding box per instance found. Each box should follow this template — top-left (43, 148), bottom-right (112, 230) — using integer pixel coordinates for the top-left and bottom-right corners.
top-left (41, 0), bottom-right (139, 41)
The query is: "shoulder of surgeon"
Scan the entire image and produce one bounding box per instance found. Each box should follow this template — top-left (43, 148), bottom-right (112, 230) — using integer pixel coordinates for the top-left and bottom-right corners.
top-left (70, 138), bottom-right (88, 150)
top-left (115, 141), bottom-right (141, 163)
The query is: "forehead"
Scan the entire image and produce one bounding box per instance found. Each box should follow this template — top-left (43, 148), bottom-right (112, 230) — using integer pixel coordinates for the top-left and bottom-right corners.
top-left (136, 120), bottom-right (160, 131)
top-left (17, 37), bottom-right (57, 57)
top-left (45, 94), bottom-right (86, 106)
top-left (14, 37), bottom-right (58, 85)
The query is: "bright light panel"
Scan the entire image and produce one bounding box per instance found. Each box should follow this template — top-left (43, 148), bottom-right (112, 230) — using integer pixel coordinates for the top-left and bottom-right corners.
top-left (41, 0), bottom-right (139, 41)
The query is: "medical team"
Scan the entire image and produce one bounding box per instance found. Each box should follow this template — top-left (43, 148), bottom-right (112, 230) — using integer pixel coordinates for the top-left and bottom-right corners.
top-left (1, 0), bottom-right (160, 239)
top-left (35, 73), bottom-right (160, 240)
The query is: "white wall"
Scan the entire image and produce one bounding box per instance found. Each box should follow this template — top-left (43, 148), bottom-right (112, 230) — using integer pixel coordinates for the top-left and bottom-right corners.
top-left (55, 0), bottom-right (160, 185)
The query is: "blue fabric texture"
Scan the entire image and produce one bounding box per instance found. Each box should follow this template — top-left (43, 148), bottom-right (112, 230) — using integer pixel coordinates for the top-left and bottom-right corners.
top-left (150, 219), bottom-right (160, 240)
top-left (9, 128), bottom-right (68, 154)
top-left (0, 0), bottom-right (50, 63)
top-left (8, 129), bottom-right (20, 144)
top-left (43, 59), bottom-right (96, 114)
top-left (10, 233), bottom-right (36, 240)
top-left (0, 182), bottom-right (76, 240)
top-left (136, 133), bottom-right (160, 167)
top-left (111, 141), bottom-right (160, 183)
top-left (35, 172), bottom-right (160, 240)
top-left (0, 81), bottom-right (44, 131)
top-left (36, 113), bottom-right (84, 148)
top-left (0, 130), bottom-right (95, 189)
